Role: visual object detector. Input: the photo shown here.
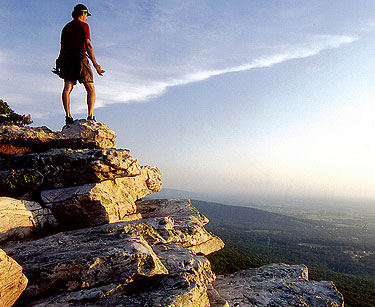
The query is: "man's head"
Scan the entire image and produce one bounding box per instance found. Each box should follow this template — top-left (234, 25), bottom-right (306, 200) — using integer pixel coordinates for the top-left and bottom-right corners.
top-left (72, 4), bottom-right (91, 20)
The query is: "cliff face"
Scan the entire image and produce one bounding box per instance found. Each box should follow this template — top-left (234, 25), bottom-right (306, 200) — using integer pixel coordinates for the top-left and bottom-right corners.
top-left (0, 121), bottom-right (343, 307)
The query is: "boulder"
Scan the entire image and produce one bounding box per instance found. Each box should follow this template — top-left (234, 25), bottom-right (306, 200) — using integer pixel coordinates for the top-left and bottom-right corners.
top-left (206, 284), bottom-right (229, 307)
top-left (143, 166), bottom-right (162, 193)
top-left (0, 197), bottom-right (58, 243)
top-left (0, 148), bottom-right (142, 196)
top-left (60, 119), bottom-right (116, 149)
top-left (3, 230), bottom-right (168, 304)
top-left (2, 200), bottom-right (223, 305)
top-left (21, 244), bottom-right (215, 307)
top-left (41, 167), bottom-right (162, 229)
top-left (0, 126), bottom-right (55, 154)
top-left (0, 120), bottom-right (116, 154)
top-left (136, 199), bottom-right (224, 255)
top-left (0, 249), bottom-right (28, 307)
top-left (212, 263), bottom-right (344, 307)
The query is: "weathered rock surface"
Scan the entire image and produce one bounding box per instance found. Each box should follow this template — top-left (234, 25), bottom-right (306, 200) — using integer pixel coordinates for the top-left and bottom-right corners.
top-left (60, 119), bottom-right (116, 149)
top-left (0, 120), bottom-right (116, 154)
top-left (0, 148), bottom-right (143, 196)
top-left (206, 284), bottom-right (229, 307)
top-left (2, 199), bottom-right (221, 306)
top-left (2, 198), bottom-right (345, 307)
top-left (0, 197), bottom-right (58, 243)
top-left (4, 234), bottom-right (168, 304)
top-left (0, 249), bottom-right (28, 307)
top-left (27, 244), bottom-right (214, 307)
top-left (41, 167), bottom-right (162, 228)
top-left (136, 199), bottom-right (224, 255)
top-left (212, 263), bottom-right (344, 307)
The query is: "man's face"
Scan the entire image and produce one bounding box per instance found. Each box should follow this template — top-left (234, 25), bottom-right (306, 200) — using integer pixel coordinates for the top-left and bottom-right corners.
top-left (81, 10), bottom-right (88, 22)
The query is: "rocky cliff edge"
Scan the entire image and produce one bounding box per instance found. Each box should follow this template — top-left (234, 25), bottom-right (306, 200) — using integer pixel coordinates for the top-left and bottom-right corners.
top-left (0, 120), bottom-right (343, 306)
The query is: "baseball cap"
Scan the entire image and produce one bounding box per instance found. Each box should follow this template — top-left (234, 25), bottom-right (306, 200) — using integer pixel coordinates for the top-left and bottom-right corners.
top-left (73, 4), bottom-right (92, 16)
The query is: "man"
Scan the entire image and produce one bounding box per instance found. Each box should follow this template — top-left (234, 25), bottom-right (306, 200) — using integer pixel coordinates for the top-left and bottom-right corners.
top-left (57, 4), bottom-right (102, 125)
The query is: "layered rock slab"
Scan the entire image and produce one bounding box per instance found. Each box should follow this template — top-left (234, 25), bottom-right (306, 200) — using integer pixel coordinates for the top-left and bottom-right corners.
top-left (0, 249), bottom-right (28, 307)
top-left (136, 199), bottom-right (224, 255)
top-left (212, 263), bottom-right (344, 307)
top-left (3, 228), bottom-right (168, 304)
top-left (0, 120), bottom-right (116, 154)
top-left (0, 197), bottom-right (57, 243)
top-left (0, 148), bottom-right (143, 196)
top-left (2, 199), bottom-right (222, 305)
top-left (41, 167), bottom-right (162, 228)
top-left (27, 244), bottom-right (215, 307)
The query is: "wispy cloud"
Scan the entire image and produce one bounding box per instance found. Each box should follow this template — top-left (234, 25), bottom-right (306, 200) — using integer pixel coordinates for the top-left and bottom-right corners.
top-left (94, 34), bottom-right (357, 110)
top-left (0, 1), bottom-right (361, 116)
top-left (177, 35), bottom-right (357, 82)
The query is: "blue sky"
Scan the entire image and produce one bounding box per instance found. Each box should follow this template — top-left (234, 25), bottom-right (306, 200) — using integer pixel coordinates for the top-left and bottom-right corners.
top-left (2, 1), bottom-right (375, 203)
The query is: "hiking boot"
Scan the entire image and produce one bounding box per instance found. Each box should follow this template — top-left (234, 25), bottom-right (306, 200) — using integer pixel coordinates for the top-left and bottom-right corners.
top-left (65, 116), bottom-right (74, 125)
top-left (87, 115), bottom-right (96, 121)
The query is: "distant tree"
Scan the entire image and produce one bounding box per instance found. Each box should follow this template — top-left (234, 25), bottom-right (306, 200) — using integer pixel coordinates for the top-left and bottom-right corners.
top-left (0, 99), bottom-right (32, 126)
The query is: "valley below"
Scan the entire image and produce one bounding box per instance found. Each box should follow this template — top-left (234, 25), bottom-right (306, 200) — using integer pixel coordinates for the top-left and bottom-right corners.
top-left (191, 199), bottom-right (375, 307)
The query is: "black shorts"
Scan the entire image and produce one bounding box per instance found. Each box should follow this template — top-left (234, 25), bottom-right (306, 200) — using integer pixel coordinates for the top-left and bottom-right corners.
top-left (61, 57), bottom-right (93, 85)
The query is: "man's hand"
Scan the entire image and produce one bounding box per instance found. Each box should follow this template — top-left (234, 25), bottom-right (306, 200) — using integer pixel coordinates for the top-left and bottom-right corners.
top-left (93, 63), bottom-right (103, 76)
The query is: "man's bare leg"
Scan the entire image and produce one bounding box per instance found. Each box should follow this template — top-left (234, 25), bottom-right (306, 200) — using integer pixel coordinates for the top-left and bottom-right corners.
top-left (84, 82), bottom-right (95, 118)
top-left (62, 81), bottom-right (74, 118)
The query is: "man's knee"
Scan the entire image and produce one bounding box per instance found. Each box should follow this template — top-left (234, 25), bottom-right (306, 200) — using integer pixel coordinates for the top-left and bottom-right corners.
top-left (84, 82), bottom-right (95, 93)
top-left (63, 82), bottom-right (74, 93)
top-left (84, 81), bottom-right (94, 87)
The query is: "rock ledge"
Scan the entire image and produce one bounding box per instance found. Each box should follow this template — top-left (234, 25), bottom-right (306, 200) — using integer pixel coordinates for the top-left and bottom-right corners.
top-left (0, 121), bottom-right (344, 306)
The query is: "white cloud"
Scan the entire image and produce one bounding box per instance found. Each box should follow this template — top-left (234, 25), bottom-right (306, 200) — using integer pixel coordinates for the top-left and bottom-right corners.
top-left (0, 31), bottom-right (357, 117)
top-left (94, 34), bottom-right (357, 109)
top-left (0, 0), bottom-right (361, 117)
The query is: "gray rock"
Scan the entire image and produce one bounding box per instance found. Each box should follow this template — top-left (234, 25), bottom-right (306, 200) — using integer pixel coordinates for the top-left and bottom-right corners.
top-left (2, 200), bottom-right (222, 305)
top-left (0, 120), bottom-right (116, 154)
top-left (206, 283), bottom-right (229, 307)
top-left (143, 166), bottom-right (162, 193)
top-left (136, 199), bottom-right (224, 255)
top-left (212, 263), bottom-right (344, 307)
top-left (28, 244), bottom-right (214, 307)
top-left (0, 148), bottom-right (142, 196)
top-left (0, 197), bottom-right (58, 243)
top-left (60, 119), bottom-right (116, 149)
top-left (0, 249), bottom-right (28, 307)
top-left (1, 197), bottom-right (344, 307)
top-left (3, 228), bottom-right (168, 304)
top-left (41, 167), bottom-right (162, 229)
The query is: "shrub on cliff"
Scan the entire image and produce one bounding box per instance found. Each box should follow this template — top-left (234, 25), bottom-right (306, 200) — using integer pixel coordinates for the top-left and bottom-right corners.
top-left (0, 99), bottom-right (32, 126)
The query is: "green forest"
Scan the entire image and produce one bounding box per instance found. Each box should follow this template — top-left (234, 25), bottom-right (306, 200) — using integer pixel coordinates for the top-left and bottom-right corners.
top-left (192, 200), bottom-right (375, 307)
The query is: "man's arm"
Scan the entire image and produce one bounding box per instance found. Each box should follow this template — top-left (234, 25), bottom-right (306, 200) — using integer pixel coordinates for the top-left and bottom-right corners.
top-left (85, 38), bottom-right (102, 75)
top-left (55, 43), bottom-right (65, 69)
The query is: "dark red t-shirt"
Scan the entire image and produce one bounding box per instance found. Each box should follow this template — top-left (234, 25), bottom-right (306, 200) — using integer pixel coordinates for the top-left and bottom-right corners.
top-left (61, 19), bottom-right (90, 58)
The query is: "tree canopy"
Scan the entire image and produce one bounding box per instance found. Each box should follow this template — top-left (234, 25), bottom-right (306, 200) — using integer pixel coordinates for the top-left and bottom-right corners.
top-left (0, 99), bottom-right (32, 127)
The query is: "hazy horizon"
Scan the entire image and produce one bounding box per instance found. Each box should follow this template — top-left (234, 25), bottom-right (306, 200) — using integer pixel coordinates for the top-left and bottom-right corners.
top-left (2, 1), bottom-right (375, 204)
top-left (150, 187), bottom-right (375, 210)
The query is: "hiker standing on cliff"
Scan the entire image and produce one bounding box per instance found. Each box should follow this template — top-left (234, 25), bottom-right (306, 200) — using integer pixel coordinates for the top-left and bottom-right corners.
top-left (55, 4), bottom-right (103, 125)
